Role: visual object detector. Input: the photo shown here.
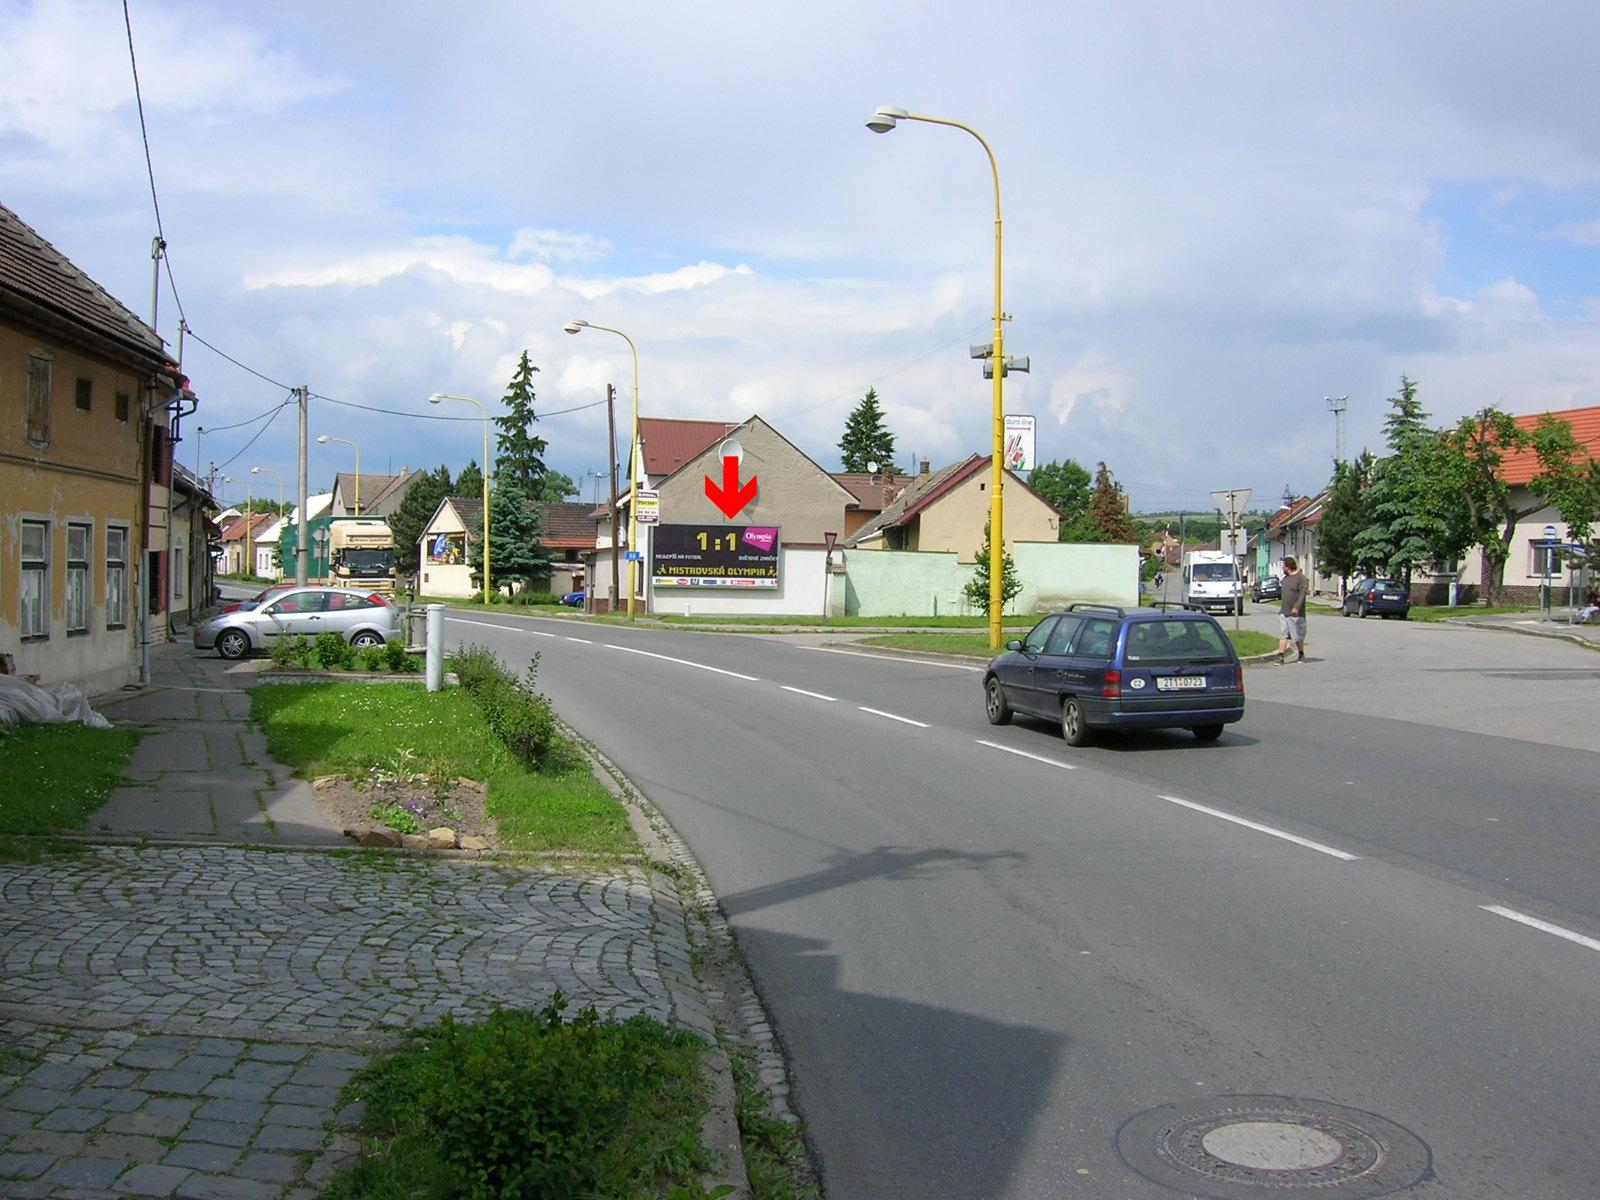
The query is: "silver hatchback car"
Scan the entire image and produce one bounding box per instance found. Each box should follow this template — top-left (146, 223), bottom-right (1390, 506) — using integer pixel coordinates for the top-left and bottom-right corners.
top-left (194, 586), bottom-right (400, 660)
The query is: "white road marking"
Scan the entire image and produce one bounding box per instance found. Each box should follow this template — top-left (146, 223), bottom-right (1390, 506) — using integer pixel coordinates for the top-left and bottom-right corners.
top-left (781, 686), bottom-right (838, 702)
top-left (1156, 795), bottom-right (1359, 862)
top-left (604, 644), bottom-right (759, 681)
top-left (565, 637), bottom-right (593, 644)
top-left (800, 645), bottom-right (985, 672)
top-left (446, 617), bottom-right (556, 637)
top-left (1481, 905), bottom-right (1600, 954)
top-left (975, 740), bottom-right (1078, 769)
top-left (858, 706), bottom-right (929, 728)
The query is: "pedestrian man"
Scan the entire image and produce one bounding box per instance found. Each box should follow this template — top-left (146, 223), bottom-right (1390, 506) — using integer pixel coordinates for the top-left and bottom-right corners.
top-left (1277, 556), bottom-right (1309, 663)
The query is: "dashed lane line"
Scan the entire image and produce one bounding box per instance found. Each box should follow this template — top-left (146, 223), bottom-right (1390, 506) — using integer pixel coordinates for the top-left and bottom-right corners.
top-left (975, 740), bottom-right (1078, 769)
top-left (566, 637), bottom-right (594, 644)
top-left (782, 686), bottom-right (839, 702)
top-left (1157, 795), bottom-right (1359, 862)
top-left (604, 643), bottom-right (760, 682)
top-left (1481, 905), bottom-right (1600, 954)
top-left (799, 645), bottom-right (985, 672)
top-left (446, 616), bottom-right (557, 637)
top-left (858, 706), bottom-right (930, 728)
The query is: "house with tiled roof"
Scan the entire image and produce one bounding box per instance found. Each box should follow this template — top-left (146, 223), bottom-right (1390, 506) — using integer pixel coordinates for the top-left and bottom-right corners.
top-left (417, 496), bottom-right (596, 598)
top-left (1261, 491), bottom-right (1337, 595)
top-left (218, 513), bottom-right (275, 577)
top-left (832, 470), bottom-right (913, 540)
top-left (844, 454), bottom-right (1061, 561)
top-left (1447, 403), bottom-right (1600, 605)
top-left (329, 469), bottom-right (424, 518)
top-left (1, 201), bottom-right (192, 692)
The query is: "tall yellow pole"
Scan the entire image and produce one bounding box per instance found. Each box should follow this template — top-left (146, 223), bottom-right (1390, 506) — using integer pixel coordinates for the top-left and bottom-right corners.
top-left (897, 113), bottom-right (1006, 649)
top-left (583, 324), bottom-right (641, 619)
top-left (482, 404), bottom-right (491, 606)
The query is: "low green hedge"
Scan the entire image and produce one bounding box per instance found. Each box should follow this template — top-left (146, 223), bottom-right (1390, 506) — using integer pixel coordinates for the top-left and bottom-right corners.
top-left (269, 633), bottom-right (418, 673)
top-left (449, 645), bottom-right (560, 769)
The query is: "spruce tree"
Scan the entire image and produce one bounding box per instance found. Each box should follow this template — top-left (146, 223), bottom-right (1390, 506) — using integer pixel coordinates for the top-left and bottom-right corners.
top-left (1353, 376), bottom-right (1450, 582)
top-left (838, 389), bottom-right (898, 473)
top-left (389, 465), bottom-right (453, 577)
top-left (456, 460), bottom-right (485, 499)
top-left (469, 480), bottom-right (551, 598)
top-left (964, 519), bottom-right (1022, 614)
top-left (1316, 452), bottom-right (1374, 586)
top-left (492, 351), bottom-right (550, 497)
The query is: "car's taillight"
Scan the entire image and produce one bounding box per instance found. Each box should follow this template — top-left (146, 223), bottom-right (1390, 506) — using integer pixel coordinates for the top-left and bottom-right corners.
top-left (368, 593), bottom-right (391, 607)
top-left (1102, 668), bottom-right (1122, 698)
top-left (1367, 590), bottom-right (1376, 600)
top-left (1235, 665), bottom-right (1245, 693)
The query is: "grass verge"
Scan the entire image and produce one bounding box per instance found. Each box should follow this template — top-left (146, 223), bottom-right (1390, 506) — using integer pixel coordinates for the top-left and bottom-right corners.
top-left (251, 683), bottom-right (637, 856)
top-left (1409, 604), bottom-right (1538, 622)
top-left (0, 725), bottom-right (141, 834)
top-left (857, 628), bottom-right (1280, 659)
top-left (322, 998), bottom-right (711, 1200)
top-left (0, 837), bottom-right (94, 865)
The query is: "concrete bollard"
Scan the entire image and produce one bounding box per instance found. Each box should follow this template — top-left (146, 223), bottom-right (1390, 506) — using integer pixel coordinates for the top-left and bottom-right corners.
top-left (425, 604), bottom-right (444, 692)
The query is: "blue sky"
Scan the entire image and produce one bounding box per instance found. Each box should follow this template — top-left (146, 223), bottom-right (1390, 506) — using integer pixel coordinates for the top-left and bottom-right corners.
top-left (4, 0), bottom-right (1600, 514)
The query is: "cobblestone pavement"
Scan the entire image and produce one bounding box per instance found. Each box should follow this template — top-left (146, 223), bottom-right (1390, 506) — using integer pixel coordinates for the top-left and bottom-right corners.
top-left (0, 845), bottom-right (679, 1198)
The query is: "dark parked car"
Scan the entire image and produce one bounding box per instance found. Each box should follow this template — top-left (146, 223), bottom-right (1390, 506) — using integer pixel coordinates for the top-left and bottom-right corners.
top-left (1251, 575), bottom-right (1282, 602)
top-left (1341, 578), bottom-right (1411, 619)
top-left (984, 604), bottom-right (1245, 745)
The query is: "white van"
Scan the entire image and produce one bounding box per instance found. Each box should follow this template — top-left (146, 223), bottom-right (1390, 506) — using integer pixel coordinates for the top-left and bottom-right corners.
top-left (1182, 550), bottom-right (1244, 615)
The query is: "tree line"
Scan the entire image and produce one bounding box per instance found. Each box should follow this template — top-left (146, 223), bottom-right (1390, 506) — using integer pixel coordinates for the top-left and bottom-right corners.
top-left (1317, 376), bottom-right (1600, 604)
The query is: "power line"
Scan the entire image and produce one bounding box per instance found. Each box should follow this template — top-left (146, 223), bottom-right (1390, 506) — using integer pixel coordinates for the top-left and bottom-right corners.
top-left (311, 392), bottom-right (609, 422)
top-left (197, 397), bottom-right (295, 434)
top-left (212, 400), bottom-right (289, 474)
top-left (186, 329), bottom-right (296, 391)
top-left (121, 0), bottom-right (186, 327)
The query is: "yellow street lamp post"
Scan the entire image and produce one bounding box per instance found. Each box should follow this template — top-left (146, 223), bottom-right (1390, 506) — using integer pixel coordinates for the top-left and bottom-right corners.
top-left (564, 320), bottom-right (640, 619)
top-left (428, 393), bottom-right (492, 606)
top-left (868, 105), bottom-right (1008, 650)
top-left (316, 434), bottom-right (363, 516)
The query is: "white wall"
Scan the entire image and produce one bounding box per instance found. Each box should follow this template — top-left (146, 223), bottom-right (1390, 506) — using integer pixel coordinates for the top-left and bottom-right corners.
top-left (648, 547), bottom-right (828, 616)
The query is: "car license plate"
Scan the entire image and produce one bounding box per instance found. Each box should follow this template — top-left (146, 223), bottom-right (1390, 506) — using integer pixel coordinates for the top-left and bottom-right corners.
top-left (1156, 676), bottom-right (1206, 690)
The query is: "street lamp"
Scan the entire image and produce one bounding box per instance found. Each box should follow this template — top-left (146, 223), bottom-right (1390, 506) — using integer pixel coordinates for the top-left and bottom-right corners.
top-left (251, 466), bottom-right (284, 580)
top-left (316, 434), bottom-right (362, 516)
top-left (868, 104), bottom-right (1009, 650)
top-left (428, 393), bottom-right (492, 606)
top-left (223, 475), bottom-right (254, 579)
top-left (565, 319), bottom-right (641, 619)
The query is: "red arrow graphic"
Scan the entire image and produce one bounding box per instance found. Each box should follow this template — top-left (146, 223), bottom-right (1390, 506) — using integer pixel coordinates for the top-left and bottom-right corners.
top-left (705, 454), bottom-right (758, 519)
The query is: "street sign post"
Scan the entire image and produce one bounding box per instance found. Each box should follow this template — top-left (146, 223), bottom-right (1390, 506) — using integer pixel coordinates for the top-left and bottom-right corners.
top-left (636, 490), bottom-right (660, 525)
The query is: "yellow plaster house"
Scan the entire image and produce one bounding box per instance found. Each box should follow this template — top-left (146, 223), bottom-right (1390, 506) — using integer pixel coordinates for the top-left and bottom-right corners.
top-left (844, 454), bottom-right (1060, 560)
top-left (1, 203), bottom-right (187, 694)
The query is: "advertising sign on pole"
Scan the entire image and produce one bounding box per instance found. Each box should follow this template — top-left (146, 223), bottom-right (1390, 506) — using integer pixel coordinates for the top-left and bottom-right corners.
top-left (635, 490), bottom-right (660, 525)
top-left (651, 523), bottom-right (781, 588)
top-left (1003, 414), bottom-right (1037, 472)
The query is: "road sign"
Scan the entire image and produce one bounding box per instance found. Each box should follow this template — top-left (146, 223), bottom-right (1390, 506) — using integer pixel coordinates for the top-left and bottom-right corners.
top-left (1211, 488), bottom-right (1253, 516)
top-left (1004, 414), bottom-right (1036, 471)
top-left (636, 490), bottom-right (660, 525)
top-left (1543, 524), bottom-right (1559, 540)
top-left (624, 550), bottom-right (643, 561)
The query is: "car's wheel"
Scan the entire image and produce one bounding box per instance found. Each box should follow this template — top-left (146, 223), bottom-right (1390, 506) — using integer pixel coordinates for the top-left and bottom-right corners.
top-left (1341, 604), bottom-right (1351, 617)
top-left (1060, 697), bottom-right (1091, 747)
top-left (1359, 603), bottom-right (1370, 618)
top-left (216, 629), bottom-right (250, 660)
top-left (984, 677), bottom-right (1013, 726)
top-left (350, 631), bottom-right (384, 649)
top-left (1192, 724), bottom-right (1224, 742)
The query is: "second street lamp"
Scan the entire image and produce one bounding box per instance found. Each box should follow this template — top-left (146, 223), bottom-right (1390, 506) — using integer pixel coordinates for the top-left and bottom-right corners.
top-left (317, 434), bottom-right (362, 516)
top-left (428, 392), bottom-right (492, 606)
top-left (868, 104), bottom-right (1009, 650)
top-left (564, 319), bottom-right (641, 619)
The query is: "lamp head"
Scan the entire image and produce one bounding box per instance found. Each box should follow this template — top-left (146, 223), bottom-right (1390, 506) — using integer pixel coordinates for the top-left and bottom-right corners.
top-left (427, 392), bottom-right (445, 405)
top-left (316, 434), bottom-right (330, 444)
top-left (866, 105), bottom-right (907, 133)
top-left (250, 466), bottom-right (262, 474)
top-left (563, 321), bottom-right (587, 335)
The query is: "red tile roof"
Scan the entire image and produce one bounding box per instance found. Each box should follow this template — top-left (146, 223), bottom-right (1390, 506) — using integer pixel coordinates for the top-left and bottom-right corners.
top-left (1500, 404), bottom-right (1600, 486)
top-left (220, 513), bottom-right (274, 543)
top-left (830, 472), bottom-right (907, 512)
top-left (638, 418), bottom-right (739, 477)
top-left (537, 502), bottom-right (596, 549)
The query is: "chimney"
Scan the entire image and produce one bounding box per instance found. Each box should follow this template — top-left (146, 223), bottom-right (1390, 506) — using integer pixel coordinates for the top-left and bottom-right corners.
top-left (919, 459), bottom-right (931, 476)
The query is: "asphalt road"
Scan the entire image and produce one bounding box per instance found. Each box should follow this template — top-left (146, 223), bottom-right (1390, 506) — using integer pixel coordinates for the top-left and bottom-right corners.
top-left (429, 607), bottom-right (1600, 1199)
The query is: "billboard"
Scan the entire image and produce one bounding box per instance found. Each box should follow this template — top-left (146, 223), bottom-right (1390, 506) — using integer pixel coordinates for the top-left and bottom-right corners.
top-left (1004, 414), bottom-right (1036, 471)
top-left (652, 523), bottom-right (781, 588)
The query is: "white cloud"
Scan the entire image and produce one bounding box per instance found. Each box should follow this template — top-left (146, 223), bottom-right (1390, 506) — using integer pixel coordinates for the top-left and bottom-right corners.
top-left (508, 228), bottom-right (612, 264)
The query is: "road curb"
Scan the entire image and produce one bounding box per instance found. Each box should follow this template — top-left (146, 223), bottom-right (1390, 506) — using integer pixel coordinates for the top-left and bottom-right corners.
top-left (1446, 618), bottom-right (1600, 652)
top-left (569, 723), bottom-right (820, 1198)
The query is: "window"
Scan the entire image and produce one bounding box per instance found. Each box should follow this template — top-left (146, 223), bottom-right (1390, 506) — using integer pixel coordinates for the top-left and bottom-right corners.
top-left (106, 526), bottom-right (128, 629)
top-left (1530, 543), bottom-right (1562, 576)
top-left (26, 354), bottom-right (51, 446)
top-left (1043, 616), bottom-right (1083, 656)
top-left (115, 392), bottom-right (130, 423)
top-left (66, 523), bottom-right (90, 633)
top-left (173, 540), bottom-right (185, 602)
top-left (21, 520), bottom-right (48, 639)
top-left (1021, 616), bottom-right (1059, 654)
top-left (1070, 618), bottom-right (1121, 660)
top-left (75, 377), bottom-right (91, 412)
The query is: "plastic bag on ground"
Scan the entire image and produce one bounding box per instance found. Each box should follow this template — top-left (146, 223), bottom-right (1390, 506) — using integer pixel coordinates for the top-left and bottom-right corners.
top-left (0, 675), bottom-right (112, 730)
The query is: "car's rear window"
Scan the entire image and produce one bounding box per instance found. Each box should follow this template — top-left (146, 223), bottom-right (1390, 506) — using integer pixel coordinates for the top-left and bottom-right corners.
top-left (1372, 579), bottom-right (1403, 591)
top-left (1125, 619), bottom-right (1231, 665)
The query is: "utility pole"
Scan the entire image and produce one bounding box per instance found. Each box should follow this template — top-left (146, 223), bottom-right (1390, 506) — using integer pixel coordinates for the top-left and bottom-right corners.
top-left (606, 384), bottom-right (621, 613)
top-left (1325, 395), bottom-right (1348, 465)
top-left (296, 386), bottom-right (309, 585)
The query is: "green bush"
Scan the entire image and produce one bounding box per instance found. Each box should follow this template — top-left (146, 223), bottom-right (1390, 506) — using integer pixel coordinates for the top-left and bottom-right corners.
top-left (269, 635), bottom-right (316, 669)
top-left (448, 645), bottom-right (559, 768)
top-left (513, 589), bottom-right (566, 606)
top-left (382, 640), bottom-right (411, 672)
top-left (326, 996), bottom-right (707, 1200)
top-left (315, 632), bottom-right (357, 670)
top-left (358, 645), bottom-right (387, 672)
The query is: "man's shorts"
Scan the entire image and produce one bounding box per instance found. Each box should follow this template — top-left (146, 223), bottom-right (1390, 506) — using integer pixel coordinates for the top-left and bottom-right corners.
top-left (1279, 614), bottom-right (1307, 642)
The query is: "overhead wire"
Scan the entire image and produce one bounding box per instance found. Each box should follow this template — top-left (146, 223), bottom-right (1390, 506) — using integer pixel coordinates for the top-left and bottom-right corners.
top-left (121, 0), bottom-right (187, 328)
top-left (211, 401), bottom-right (289, 474)
top-left (196, 397), bottom-right (295, 435)
top-left (311, 392), bottom-right (609, 422)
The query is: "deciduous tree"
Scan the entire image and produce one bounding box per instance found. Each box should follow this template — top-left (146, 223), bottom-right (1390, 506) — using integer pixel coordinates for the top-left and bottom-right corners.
top-left (1030, 458), bottom-right (1095, 541)
top-left (1086, 462), bottom-right (1138, 543)
top-left (1316, 452), bottom-right (1374, 585)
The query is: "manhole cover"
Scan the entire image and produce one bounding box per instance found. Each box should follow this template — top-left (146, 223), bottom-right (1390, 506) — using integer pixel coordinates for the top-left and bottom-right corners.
top-left (1116, 1096), bottom-right (1431, 1198)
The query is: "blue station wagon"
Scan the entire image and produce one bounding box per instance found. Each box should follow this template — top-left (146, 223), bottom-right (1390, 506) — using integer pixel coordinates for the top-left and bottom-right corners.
top-left (984, 604), bottom-right (1245, 745)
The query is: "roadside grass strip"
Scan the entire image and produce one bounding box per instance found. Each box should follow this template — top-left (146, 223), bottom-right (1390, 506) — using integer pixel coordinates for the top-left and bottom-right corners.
top-left (0, 723), bottom-right (141, 835)
top-left (1481, 905), bottom-right (1600, 954)
top-left (322, 997), bottom-right (712, 1200)
top-left (1157, 795), bottom-right (1359, 862)
top-left (252, 682), bottom-right (637, 856)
